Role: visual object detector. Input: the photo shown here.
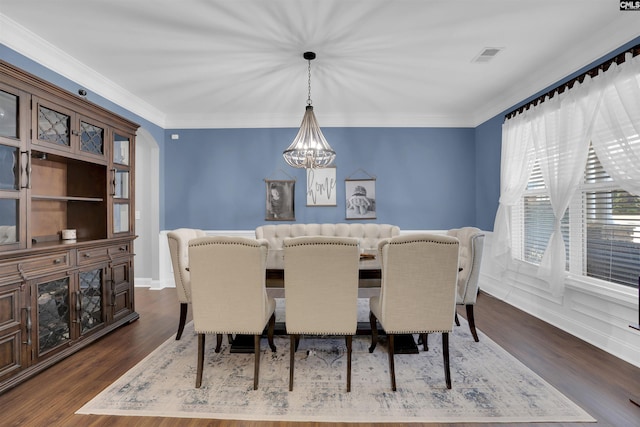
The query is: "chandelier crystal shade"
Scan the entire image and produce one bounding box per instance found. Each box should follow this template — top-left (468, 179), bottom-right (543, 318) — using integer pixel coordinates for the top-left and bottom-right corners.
top-left (283, 52), bottom-right (335, 169)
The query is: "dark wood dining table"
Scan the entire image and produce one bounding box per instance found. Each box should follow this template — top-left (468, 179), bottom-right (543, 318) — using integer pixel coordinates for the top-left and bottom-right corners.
top-left (265, 249), bottom-right (382, 287)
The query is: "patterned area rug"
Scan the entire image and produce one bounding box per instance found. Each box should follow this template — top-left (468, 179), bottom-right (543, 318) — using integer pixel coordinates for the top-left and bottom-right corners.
top-left (77, 299), bottom-right (595, 423)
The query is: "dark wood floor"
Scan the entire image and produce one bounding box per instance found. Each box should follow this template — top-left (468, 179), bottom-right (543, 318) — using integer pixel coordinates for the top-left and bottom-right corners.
top-left (1, 287), bottom-right (638, 427)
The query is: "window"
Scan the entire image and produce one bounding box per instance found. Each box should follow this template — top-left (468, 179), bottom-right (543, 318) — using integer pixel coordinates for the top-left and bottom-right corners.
top-left (515, 144), bottom-right (640, 288)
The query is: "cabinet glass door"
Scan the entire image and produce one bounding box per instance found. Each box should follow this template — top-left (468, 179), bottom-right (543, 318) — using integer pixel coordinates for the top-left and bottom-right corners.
top-left (0, 86), bottom-right (26, 250)
top-left (110, 131), bottom-right (132, 235)
top-left (113, 133), bottom-right (130, 165)
top-left (37, 104), bottom-right (71, 148)
top-left (78, 268), bottom-right (104, 334)
top-left (0, 198), bottom-right (18, 246)
top-left (79, 119), bottom-right (105, 157)
top-left (0, 89), bottom-right (18, 139)
top-left (0, 144), bottom-right (20, 246)
top-left (37, 277), bottom-right (71, 354)
top-left (113, 203), bottom-right (129, 234)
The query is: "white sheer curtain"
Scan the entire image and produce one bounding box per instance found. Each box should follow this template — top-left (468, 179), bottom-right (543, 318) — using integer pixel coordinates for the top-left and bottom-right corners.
top-left (591, 52), bottom-right (640, 196)
top-left (491, 112), bottom-right (535, 271)
top-left (496, 50), bottom-right (640, 296)
top-left (529, 76), bottom-right (603, 296)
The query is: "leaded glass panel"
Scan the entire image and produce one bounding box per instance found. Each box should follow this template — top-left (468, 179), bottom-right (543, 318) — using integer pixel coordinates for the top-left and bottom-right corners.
top-left (80, 121), bottom-right (104, 156)
top-left (79, 268), bottom-right (103, 334)
top-left (38, 105), bottom-right (70, 146)
top-left (38, 277), bottom-right (70, 353)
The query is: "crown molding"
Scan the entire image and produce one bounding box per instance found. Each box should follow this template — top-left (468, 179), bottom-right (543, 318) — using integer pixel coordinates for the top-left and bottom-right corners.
top-left (0, 14), bottom-right (167, 128)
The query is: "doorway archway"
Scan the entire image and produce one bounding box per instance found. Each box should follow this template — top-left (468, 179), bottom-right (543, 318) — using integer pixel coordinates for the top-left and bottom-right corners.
top-left (134, 127), bottom-right (160, 286)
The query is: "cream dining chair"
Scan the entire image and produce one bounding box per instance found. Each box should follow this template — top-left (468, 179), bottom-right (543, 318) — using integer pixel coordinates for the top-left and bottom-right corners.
top-left (446, 227), bottom-right (485, 342)
top-left (369, 234), bottom-right (459, 390)
top-left (188, 236), bottom-right (277, 390)
top-left (167, 228), bottom-right (207, 340)
top-left (283, 236), bottom-right (360, 392)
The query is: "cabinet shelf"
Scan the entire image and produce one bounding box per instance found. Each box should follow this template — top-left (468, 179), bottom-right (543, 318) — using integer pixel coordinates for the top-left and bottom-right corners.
top-left (32, 195), bottom-right (104, 202)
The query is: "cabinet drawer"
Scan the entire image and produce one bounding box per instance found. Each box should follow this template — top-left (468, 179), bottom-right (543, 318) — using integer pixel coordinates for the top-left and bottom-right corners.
top-left (108, 242), bottom-right (131, 259)
top-left (0, 252), bottom-right (71, 283)
top-left (77, 242), bottom-right (131, 266)
top-left (77, 247), bottom-right (110, 265)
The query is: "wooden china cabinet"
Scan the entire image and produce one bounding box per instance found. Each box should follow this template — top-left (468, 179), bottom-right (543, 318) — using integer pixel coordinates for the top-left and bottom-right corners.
top-left (0, 61), bottom-right (139, 394)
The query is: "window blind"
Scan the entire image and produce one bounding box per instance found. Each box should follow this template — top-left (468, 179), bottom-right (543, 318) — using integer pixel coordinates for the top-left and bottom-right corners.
top-left (518, 145), bottom-right (640, 288)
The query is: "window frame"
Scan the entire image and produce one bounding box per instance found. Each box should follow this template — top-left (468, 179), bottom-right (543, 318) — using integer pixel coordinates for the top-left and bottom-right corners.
top-left (514, 144), bottom-right (640, 290)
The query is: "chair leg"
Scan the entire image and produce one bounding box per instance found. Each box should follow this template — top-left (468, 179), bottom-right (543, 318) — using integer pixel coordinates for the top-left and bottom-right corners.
top-left (289, 334), bottom-right (297, 391)
top-left (345, 335), bottom-right (352, 392)
top-left (388, 334), bottom-right (396, 391)
top-left (215, 334), bottom-right (223, 353)
top-left (368, 311), bottom-right (378, 353)
top-left (196, 333), bottom-right (205, 388)
top-left (253, 335), bottom-right (260, 390)
top-left (466, 304), bottom-right (479, 342)
top-left (176, 303), bottom-right (188, 340)
top-left (421, 333), bottom-right (428, 351)
top-left (443, 332), bottom-right (451, 389)
top-left (454, 311), bottom-right (460, 326)
top-left (267, 313), bottom-right (277, 352)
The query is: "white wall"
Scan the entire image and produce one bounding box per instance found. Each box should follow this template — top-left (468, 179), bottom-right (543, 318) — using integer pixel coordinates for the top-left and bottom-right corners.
top-left (479, 232), bottom-right (640, 368)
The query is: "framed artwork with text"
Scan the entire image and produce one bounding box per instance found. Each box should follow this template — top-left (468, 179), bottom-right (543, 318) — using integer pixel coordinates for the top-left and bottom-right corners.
top-left (306, 167), bottom-right (337, 206)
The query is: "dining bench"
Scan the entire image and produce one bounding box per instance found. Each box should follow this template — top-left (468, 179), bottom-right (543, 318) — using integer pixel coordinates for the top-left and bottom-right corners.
top-left (255, 223), bottom-right (401, 251)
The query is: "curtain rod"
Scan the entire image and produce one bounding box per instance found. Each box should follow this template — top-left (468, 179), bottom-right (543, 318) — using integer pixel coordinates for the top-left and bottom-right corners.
top-left (505, 43), bottom-right (640, 120)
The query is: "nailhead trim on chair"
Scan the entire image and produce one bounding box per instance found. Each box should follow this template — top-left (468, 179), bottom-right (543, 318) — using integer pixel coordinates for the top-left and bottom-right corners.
top-left (381, 328), bottom-right (452, 334)
top-left (168, 236), bottom-right (190, 300)
top-left (284, 242), bottom-right (359, 247)
top-left (190, 240), bottom-right (264, 248)
top-left (389, 239), bottom-right (458, 245)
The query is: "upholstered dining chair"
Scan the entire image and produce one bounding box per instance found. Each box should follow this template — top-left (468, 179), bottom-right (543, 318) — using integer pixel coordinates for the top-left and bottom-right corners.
top-left (188, 236), bottom-right (277, 390)
top-left (446, 227), bottom-right (485, 342)
top-left (369, 233), bottom-right (459, 390)
top-left (283, 236), bottom-right (360, 392)
top-left (167, 228), bottom-right (206, 340)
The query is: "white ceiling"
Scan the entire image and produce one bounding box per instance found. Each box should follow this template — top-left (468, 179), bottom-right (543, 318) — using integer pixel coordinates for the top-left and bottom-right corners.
top-left (1, 1), bottom-right (639, 129)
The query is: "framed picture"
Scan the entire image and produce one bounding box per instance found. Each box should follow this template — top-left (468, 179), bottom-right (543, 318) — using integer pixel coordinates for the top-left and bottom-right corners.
top-left (345, 179), bottom-right (376, 219)
top-left (306, 167), bottom-right (337, 206)
top-left (265, 180), bottom-right (295, 221)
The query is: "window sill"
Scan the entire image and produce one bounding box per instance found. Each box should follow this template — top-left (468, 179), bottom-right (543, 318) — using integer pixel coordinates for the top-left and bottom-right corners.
top-left (509, 258), bottom-right (637, 306)
top-left (565, 273), bottom-right (637, 307)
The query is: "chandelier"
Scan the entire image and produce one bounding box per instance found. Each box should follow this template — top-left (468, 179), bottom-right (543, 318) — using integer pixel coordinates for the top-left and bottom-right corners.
top-left (283, 52), bottom-right (336, 169)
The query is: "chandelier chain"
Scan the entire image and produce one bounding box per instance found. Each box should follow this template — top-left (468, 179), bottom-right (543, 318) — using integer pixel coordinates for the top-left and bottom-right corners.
top-left (307, 59), bottom-right (312, 106)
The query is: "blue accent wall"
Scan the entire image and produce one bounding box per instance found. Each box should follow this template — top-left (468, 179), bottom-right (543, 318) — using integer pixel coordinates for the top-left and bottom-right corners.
top-left (474, 116), bottom-right (502, 231)
top-left (163, 127), bottom-right (476, 230)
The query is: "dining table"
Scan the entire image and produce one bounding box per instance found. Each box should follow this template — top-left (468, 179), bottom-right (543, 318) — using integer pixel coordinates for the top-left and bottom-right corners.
top-left (265, 249), bottom-right (382, 287)
top-left (230, 250), bottom-right (419, 354)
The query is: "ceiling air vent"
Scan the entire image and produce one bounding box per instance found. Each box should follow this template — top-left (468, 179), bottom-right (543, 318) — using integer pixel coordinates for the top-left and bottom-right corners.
top-left (472, 47), bottom-right (503, 63)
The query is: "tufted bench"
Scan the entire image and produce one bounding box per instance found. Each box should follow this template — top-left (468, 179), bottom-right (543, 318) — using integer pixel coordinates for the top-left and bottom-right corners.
top-left (255, 223), bottom-right (400, 251)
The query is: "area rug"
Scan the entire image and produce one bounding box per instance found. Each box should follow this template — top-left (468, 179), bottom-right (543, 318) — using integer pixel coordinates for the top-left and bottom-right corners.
top-left (77, 299), bottom-right (595, 423)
